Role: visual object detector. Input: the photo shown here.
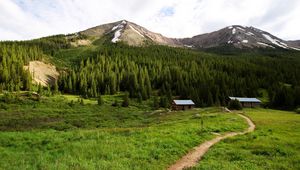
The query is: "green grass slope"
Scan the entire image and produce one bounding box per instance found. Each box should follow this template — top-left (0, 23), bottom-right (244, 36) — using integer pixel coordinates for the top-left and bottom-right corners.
top-left (195, 108), bottom-right (300, 170)
top-left (0, 95), bottom-right (247, 169)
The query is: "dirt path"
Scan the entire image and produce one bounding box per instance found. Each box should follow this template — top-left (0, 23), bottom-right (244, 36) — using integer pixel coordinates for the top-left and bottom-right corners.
top-left (167, 113), bottom-right (255, 170)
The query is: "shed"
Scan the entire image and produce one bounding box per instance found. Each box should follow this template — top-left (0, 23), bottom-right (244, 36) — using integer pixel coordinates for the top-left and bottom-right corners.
top-left (229, 97), bottom-right (261, 108)
top-left (172, 100), bottom-right (195, 110)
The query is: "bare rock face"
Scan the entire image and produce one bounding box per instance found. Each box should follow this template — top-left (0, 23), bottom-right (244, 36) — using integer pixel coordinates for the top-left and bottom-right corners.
top-left (24, 61), bottom-right (59, 87)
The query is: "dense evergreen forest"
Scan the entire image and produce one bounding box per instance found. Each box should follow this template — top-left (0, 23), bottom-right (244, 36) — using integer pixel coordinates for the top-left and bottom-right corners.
top-left (0, 43), bottom-right (43, 92)
top-left (1, 37), bottom-right (300, 109)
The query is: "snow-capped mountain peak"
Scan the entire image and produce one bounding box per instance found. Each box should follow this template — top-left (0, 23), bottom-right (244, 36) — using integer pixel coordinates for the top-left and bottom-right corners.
top-left (180, 25), bottom-right (300, 51)
top-left (77, 20), bottom-right (300, 50)
top-left (80, 20), bottom-right (181, 46)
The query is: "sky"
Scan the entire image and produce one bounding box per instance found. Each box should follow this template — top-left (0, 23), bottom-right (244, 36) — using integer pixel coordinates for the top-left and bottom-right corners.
top-left (0, 0), bottom-right (300, 40)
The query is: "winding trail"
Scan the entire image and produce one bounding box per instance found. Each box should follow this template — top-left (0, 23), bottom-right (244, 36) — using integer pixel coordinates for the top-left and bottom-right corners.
top-left (167, 113), bottom-right (255, 170)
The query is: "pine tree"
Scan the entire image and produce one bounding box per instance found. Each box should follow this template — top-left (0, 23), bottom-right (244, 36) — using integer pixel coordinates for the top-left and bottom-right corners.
top-left (122, 92), bottom-right (129, 107)
top-left (37, 83), bottom-right (43, 94)
top-left (137, 92), bottom-right (142, 103)
top-left (53, 80), bottom-right (59, 95)
top-left (207, 91), bottom-right (214, 106)
top-left (153, 96), bottom-right (159, 110)
top-left (97, 95), bottom-right (103, 106)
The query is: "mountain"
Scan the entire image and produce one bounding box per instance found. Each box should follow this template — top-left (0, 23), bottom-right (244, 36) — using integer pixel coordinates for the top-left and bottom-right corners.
top-left (179, 25), bottom-right (300, 51)
top-left (287, 40), bottom-right (300, 48)
top-left (67, 20), bottom-right (300, 51)
top-left (78, 20), bottom-right (181, 46)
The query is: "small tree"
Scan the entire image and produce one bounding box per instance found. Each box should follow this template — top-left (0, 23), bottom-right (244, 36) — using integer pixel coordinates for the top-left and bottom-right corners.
top-left (153, 96), bottom-right (159, 110)
top-left (112, 99), bottom-right (118, 107)
top-left (53, 80), bottom-right (59, 95)
top-left (137, 92), bottom-right (142, 103)
top-left (37, 83), bottom-right (43, 95)
top-left (122, 92), bottom-right (129, 107)
top-left (80, 98), bottom-right (84, 105)
top-left (228, 99), bottom-right (243, 110)
top-left (296, 108), bottom-right (300, 114)
top-left (97, 95), bottom-right (104, 106)
top-left (159, 96), bottom-right (170, 108)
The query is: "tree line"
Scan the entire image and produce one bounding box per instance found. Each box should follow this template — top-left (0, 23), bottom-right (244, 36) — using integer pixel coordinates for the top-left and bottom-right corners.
top-left (58, 43), bottom-right (300, 109)
top-left (1, 39), bottom-right (300, 110)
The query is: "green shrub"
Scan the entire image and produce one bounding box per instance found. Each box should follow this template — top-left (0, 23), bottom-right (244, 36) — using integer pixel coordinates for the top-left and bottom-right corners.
top-left (112, 100), bottom-right (119, 107)
top-left (79, 98), bottom-right (84, 105)
top-left (68, 100), bottom-right (75, 107)
top-left (122, 93), bottom-right (129, 107)
top-left (228, 99), bottom-right (242, 110)
top-left (296, 108), bottom-right (300, 114)
top-left (97, 95), bottom-right (104, 106)
top-left (0, 103), bottom-right (8, 110)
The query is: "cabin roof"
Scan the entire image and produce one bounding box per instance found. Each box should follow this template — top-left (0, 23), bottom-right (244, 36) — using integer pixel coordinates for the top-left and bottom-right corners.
top-left (229, 97), bottom-right (261, 103)
top-left (173, 100), bottom-right (195, 105)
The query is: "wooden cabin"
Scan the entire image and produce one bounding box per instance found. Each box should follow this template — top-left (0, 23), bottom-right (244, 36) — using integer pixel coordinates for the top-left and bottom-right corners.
top-left (229, 97), bottom-right (261, 108)
top-left (172, 100), bottom-right (195, 110)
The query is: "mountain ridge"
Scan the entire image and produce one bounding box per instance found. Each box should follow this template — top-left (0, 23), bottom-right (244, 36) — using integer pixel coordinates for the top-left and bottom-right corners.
top-left (62, 20), bottom-right (300, 51)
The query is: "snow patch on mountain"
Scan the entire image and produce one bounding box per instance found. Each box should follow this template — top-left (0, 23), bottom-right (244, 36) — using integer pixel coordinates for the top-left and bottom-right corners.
top-left (184, 45), bottom-right (193, 48)
top-left (232, 28), bottom-right (236, 34)
top-left (289, 46), bottom-right (300, 51)
top-left (262, 34), bottom-right (288, 49)
top-left (245, 32), bottom-right (255, 36)
top-left (242, 40), bottom-right (248, 43)
top-left (129, 25), bottom-right (145, 37)
top-left (257, 42), bottom-right (275, 48)
top-left (112, 24), bottom-right (124, 31)
top-left (237, 27), bottom-right (245, 31)
top-left (112, 29), bottom-right (122, 43)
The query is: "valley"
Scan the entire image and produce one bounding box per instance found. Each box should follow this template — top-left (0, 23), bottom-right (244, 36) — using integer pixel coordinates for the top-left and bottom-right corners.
top-left (0, 19), bottom-right (300, 170)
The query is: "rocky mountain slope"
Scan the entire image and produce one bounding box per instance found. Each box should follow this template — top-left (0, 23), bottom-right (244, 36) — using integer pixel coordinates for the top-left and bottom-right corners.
top-left (179, 25), bottom-right (300, 50)
top-left (79, 20), bottom-right (181, 46)
top-left (70, 20), bottom-right (300, 51)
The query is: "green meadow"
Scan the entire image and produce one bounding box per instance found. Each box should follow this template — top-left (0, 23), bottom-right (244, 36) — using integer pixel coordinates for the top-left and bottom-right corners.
top-left (195, 108), bottom-right (300, 170)
top-left (0, 94), bottom-right (247, 170)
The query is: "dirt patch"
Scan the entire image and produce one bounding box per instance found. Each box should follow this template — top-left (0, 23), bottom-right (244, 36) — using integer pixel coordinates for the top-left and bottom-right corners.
top-left (167, 113), bottom-right (255, 170)
top-left (24, 61), bottom-right (59, 86)
top-left (70, 39), bottom-right (92, 47)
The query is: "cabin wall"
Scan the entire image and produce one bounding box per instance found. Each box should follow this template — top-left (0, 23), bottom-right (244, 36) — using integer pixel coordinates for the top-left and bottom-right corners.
top-left (241, 102), bottom-right (260, 108)
top-left (171, 103), bottom-right (194, 110)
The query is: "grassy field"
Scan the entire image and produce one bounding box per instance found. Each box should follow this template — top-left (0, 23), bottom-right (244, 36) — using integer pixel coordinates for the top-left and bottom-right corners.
top-left (0, 94), bottom-right (248, 169)
top-left (195, 108), bottom-right (300, 170)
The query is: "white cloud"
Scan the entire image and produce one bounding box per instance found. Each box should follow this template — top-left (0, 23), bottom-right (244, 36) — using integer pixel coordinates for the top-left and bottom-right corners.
top-left (0, 0), bottom-right (299, 40)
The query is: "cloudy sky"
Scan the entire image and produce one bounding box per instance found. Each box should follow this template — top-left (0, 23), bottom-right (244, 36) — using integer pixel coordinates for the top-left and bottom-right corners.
top-left (1, 0), bottom-right (300, 40)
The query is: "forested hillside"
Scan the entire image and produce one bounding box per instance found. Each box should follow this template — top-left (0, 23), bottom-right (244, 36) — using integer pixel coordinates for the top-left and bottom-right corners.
top-left (1, 38), bottom-right (300, 109)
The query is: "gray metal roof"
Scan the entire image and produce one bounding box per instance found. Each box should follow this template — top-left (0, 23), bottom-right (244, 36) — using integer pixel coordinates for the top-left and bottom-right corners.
top-left (229, 97), bottom-right (261, 103)
top-left (173, 100), bottom-right (195, 105)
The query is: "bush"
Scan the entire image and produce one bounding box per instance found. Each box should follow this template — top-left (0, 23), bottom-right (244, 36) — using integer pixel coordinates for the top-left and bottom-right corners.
top-left (159, 96), bottom-right (170, 108)
top-left (296, 108), bottom-right (300, 114)
top-left (0, 103), bottom-right (8, 110)
top-left (79, 98), bottom-right (84, 105)
top-left (228, 99), bottom-right (243, 110)
top-left (97, 95), bottom-right (103, 106)
top-left (153, 96), bottom-right (159, 110)
top-left (122, 93), bottom-right (129, 107)
top-left (112, 100), bottom-right (119, 107)
top-left (68, 100), bottom-right (75, 107)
